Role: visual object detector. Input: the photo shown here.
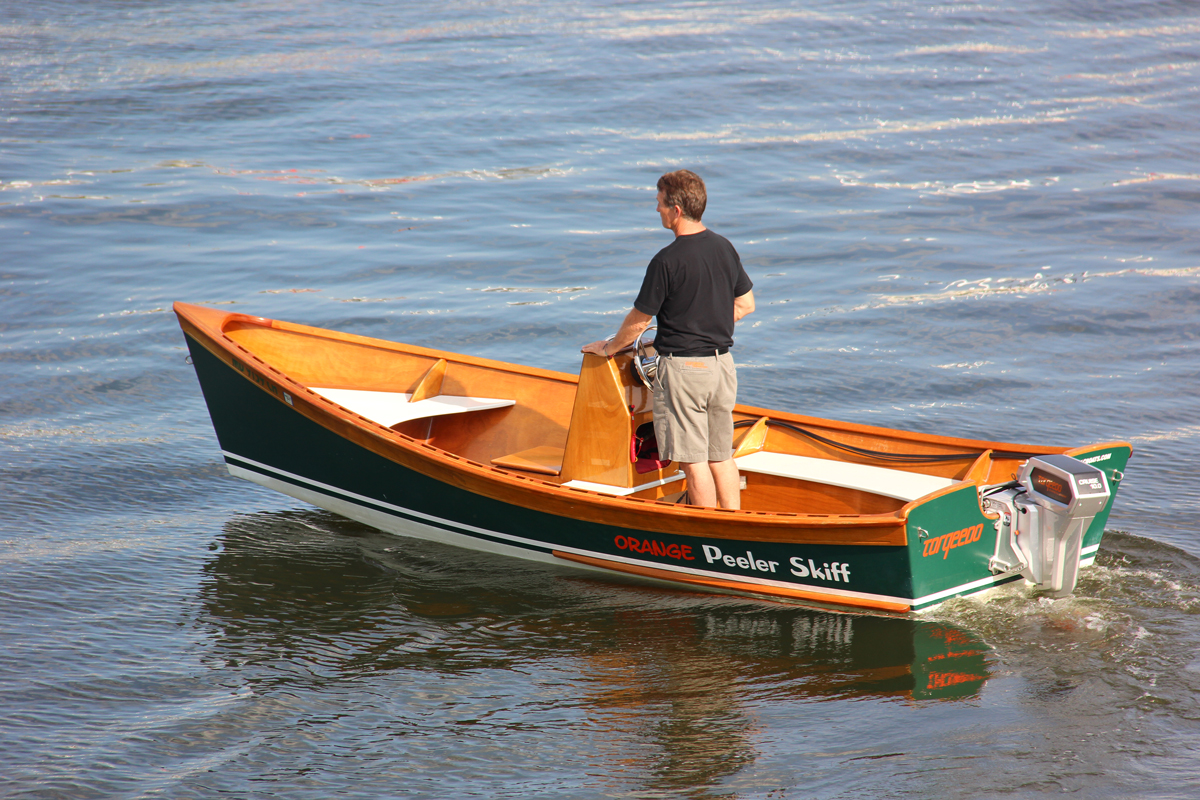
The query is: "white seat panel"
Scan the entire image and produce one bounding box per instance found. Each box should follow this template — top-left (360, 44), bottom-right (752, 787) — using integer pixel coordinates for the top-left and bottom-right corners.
top-left (735, 450), bottom-right (956, 502)
top-left (310, 388), bottom-right (513, 427)
top-left (562, 472), bottom-right (684, 497)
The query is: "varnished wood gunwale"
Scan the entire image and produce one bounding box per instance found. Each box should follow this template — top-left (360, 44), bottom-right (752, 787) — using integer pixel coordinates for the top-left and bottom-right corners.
top-left (174, 303), bottom-right (1124, 549)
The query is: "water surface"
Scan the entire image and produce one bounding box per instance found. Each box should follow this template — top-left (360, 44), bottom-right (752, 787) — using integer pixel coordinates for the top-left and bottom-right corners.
top-left (3, 1), bottom-right (1199, 797)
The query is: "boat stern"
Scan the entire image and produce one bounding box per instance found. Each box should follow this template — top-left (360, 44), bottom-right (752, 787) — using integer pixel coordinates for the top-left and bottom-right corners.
top-left (905, 444), bottom-right (1131, 610)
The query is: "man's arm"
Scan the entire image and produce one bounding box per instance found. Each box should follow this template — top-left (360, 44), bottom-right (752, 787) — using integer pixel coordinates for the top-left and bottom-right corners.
top-left (733, 290), bottom-right (755, 322)
top-left (581, 307), bottom-right (653, 357)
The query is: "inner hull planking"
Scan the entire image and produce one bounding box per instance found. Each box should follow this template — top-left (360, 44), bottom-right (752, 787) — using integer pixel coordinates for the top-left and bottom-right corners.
top-left (176, 302), bottom-right (1131, 614)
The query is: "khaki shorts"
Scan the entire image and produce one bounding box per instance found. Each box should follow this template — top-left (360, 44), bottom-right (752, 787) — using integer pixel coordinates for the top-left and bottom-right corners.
top-left (653, 351), bottom-right (737, 464)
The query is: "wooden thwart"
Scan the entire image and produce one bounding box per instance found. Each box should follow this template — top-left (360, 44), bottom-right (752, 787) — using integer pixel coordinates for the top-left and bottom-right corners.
top-left (491, 445), bottom-right (565, 476)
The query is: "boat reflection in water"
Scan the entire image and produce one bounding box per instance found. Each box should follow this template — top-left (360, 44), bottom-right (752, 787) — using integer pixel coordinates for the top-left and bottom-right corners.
top-left (197, 511), bottom-right (990, 787)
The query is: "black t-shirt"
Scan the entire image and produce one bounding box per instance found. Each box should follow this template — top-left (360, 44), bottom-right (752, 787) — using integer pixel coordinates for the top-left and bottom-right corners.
top-left (633, 229), bottom-right (752, 355)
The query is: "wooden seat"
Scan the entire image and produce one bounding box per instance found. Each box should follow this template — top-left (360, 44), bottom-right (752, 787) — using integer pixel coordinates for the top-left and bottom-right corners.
top-left (310, 387), bottom-right (514, 428)
top-left (491, 445), bottom-right (564, 476)
top-left (734, 450), bottom-right (956, 502)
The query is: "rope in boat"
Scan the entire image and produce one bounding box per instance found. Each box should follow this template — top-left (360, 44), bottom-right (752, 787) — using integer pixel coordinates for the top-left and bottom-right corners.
top-left (733, 418), bottom-right (1045, 464)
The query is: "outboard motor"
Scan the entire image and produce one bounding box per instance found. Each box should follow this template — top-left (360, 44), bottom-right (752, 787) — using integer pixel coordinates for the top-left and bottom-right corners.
top-left (982, 454), bottom-right (1111, 597)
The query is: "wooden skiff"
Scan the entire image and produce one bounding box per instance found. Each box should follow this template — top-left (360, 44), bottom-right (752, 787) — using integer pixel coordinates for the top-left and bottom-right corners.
top-left (176, 302), bottom-right (1131, 613)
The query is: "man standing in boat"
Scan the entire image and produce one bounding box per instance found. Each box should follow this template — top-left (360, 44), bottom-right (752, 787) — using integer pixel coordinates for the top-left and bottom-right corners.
top-left (582, 170), bottom-right (755, 509)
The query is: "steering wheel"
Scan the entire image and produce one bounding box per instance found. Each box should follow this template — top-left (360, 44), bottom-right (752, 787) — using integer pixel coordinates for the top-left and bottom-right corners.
top-left (631, 326), bottom-right (658, 391)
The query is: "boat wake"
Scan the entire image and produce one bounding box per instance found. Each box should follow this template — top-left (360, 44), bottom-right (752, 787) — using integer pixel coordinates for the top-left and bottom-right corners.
top-left (928, 532), bottom-right (1200, 659)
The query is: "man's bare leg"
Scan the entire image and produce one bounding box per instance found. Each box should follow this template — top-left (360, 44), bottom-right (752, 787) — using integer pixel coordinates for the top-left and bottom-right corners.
top-left (681, 461), bottom-right (716, 507)
top-left (709, 458), bottom-right (742, 510)
top-left (681, 459), bottom-right (741, 509)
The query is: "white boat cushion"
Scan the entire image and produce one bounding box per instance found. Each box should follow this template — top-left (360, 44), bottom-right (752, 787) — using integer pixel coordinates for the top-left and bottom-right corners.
top-left (562, 472), bottom-right (685, 496)
top-left (734, 450), bottom-right (956, 502)
top-left (309, 388), bottom-right (514, 428)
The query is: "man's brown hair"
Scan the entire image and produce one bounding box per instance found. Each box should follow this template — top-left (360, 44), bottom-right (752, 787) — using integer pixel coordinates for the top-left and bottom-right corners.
top-left (657, 170), bottom-right (707, 221)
